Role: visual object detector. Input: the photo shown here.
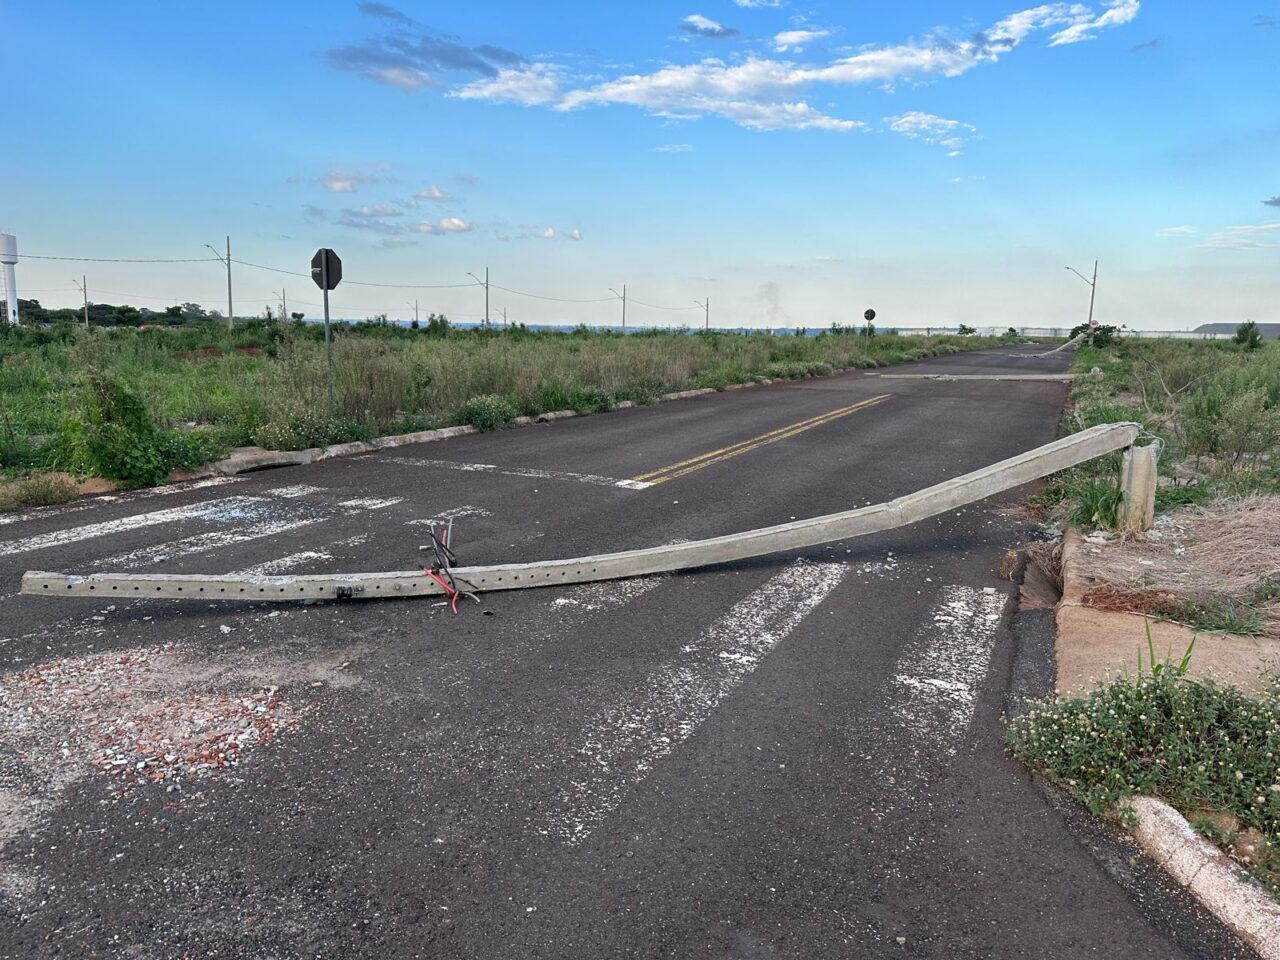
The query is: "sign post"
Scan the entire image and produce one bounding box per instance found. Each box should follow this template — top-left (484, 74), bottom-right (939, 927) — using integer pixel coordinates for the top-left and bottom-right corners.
top-left (311, 248), bottom-right (343, 414)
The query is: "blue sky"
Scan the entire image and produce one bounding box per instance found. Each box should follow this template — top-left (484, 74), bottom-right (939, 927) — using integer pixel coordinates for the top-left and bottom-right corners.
top-left (5, 1), bottom-right (1279, 329)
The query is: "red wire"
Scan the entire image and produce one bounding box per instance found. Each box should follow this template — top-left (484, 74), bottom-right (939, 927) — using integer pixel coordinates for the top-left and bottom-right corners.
top-left (424, 568), bottom-right (460, 614)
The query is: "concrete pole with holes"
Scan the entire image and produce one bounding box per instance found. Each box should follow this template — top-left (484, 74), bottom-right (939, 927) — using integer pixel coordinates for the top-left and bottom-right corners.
top-left (1119, 444), bottom-right (1157, 533)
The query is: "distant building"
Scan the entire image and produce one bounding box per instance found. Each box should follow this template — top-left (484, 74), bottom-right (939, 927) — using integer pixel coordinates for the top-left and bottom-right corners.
top-left (1194, 322), bottom-right (1280, 339)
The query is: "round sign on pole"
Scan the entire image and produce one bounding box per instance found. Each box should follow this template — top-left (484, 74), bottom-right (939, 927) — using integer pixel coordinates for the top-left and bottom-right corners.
top-left (864, 308), bottom-right (876, 322)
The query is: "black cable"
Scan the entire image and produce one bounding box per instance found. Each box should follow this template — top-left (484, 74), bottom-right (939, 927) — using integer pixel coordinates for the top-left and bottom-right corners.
top-left (24, 255), bottom-right (222, 263)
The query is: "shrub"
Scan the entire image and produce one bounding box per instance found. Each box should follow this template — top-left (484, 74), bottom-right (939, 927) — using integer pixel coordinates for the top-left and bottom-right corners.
top-left (457, 393), bottom-right (518, 431)
top-left (0, 472), bottom-right (78, 511)
top-left (1007, 640), bottom-right (1280, 896)
top-left (251, 408), bottom-right (370, 450)
top-left (1065, 476), bottom-right (1123, 531)
top-left (46, 377), bottom-right (172, 488)
top-left (1235, 320), bottom-right (1262, 351)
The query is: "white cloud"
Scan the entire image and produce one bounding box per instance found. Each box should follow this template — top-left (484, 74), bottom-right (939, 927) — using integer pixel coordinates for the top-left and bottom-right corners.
top-left (416, 184), bottom-right (449, 201)
top-left (774, 28), bottom-right (830, 52)
top-left (320, 170), bottom-right (382, 193)
top-left (542, 226), bottom-right (556, 239)
top-left (682, 14), bottom-right (739, 39)
top-left (460, 4), bottom-right (1138, 133)
top-left (652, 143), bottom-right (695, 152)
top-left (1156, 225), bottom-right (1197, 236)
top-left (814, 255), bottom-right (840, 262)
top-left (734, 0), bottom-right (781, 6)
top-left (412, 217), bottom-right (473, 235)
top-left (453, 63), bottom-right (564, 105)
top-left (355, 203), bottom-right (402, 217)
top-left (1049, 0), bottom-right (1141, 46)
top-left (1196, 222), bottom-right (1280, 249)
top-left (559, 58), bottom-right (860, 131)
top-left (566, 228), bottom-right (583, 241)
top-left (371, 66), bottom-right (435, 92)
top-left (885, 111), bottom-right (976, 153)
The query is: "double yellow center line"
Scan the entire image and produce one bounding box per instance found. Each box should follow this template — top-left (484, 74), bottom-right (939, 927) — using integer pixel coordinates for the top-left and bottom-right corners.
top-left (632, 393), bottom-right (891, 486)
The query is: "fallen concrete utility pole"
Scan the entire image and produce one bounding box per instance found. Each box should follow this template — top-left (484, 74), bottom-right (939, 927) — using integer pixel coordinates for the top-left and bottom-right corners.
top-left (873, 373), bottom-right (1078, 381)
top-left (22, 422), bottom-right (1142, 604)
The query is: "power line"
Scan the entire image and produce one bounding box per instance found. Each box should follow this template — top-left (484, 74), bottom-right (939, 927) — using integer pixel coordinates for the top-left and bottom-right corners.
top-left (489, 282), bottom-right (613, 304)
top-left (24, 255), bottom-right (222, 263)
top-left (26, 249), bottom-right (701, 313)
top-left (231, 258), bottom-right (473, 289)
top-left (628, 296), bottom-right (701, 312)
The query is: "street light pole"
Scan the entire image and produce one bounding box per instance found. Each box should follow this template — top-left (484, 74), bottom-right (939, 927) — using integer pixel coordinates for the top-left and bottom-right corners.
top-left (609, 285), bottom-right (626, 333)
top-left (694, 298), bottom-right (709, 331)
top-left (205, 237), bottom-right (233, 328)
top-left (73, 275), bottom-right (88, 327)
top-left (1064, 259), bottom-right (1098, 329)
top-left (467, 268), bottom-right (490, 326)
top-left (406, 300), bottom-right (419, 325)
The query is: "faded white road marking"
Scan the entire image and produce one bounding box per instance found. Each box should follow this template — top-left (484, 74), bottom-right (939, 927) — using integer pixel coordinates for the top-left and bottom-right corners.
top-left (0, 497), bottom-right (264, 557)
top-left (0, 476), bottom-right (243, 527)
top-left (892, 585), bottom-right (1004, 743)
top-left (546, 560), bottom-right (846, 844)
top-left (235, 535), bottom-right (370, 576)
top-left (338, 496), bottom-right (405, 510)
top-left (96, 519), bottom-right (324, 568)
top-left (264, 484), bottom-right (324, 498)
top-left (550, 575), bottom-right (667, 613)
top-left (379, 457), bottom-right (651, 490)
top-left (406, 505), bottom-right (492, 525)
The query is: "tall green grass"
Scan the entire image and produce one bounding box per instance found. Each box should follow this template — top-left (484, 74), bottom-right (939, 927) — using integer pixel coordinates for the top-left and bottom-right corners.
top-left (1037, 337), bottom-right (1280, 524)
top-left (0, 321), bottom-right (1001, 484)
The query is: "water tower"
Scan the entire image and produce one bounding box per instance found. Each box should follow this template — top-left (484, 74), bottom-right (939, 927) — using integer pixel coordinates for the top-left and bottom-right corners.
top-left (0, 234), bottom-right (17, 325)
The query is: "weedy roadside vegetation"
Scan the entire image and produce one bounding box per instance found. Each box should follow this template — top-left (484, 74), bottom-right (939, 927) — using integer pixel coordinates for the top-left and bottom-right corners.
top-left (1008, 631), bottom-right (1280, 897)
top-left (1042, 333), bottom-right (1280, 524)
top-left (0, 318), bottom-right (1003, 495)
top-left (1032, 332), bottom-right (1280, 634)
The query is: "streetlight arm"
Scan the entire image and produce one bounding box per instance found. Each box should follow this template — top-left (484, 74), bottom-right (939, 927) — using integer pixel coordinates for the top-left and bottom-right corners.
top-left (1064, 265), bottom-right (1093, 286)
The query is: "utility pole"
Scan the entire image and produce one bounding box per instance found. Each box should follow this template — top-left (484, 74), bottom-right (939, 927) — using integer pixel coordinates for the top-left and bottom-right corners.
top-left (609, 284), bottom-right (627, 333)
top-left (1064, 259), bottom-right (1099, 329)
top-left (406, 299), bottom-right (419, 325)
top-left (205, 236), bottom-right (233, 328)
top-left (73, 275), bottom-right (89, 326)
top-left (694, 297), bottom-right (709, 331)
top-left (502, 307), bottom-right (507, 329)
top-left (467, 268), bottom-right (490, 326)
top-left (272, 289), bottom-right (287, 322)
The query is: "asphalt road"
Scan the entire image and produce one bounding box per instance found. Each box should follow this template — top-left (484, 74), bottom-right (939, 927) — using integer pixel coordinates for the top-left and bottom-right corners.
top-left (0, 345), bottom-right (1250, 959)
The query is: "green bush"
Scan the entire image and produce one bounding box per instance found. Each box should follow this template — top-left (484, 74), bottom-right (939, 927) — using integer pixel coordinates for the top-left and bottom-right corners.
top-left (457, 393), bottom-right (519, 431)
top-left (0, 472), bottom-right (78, 511)
top-left (1007, 646), bottom-right (1280, 895)
top-left (46, 377), bottom-right (173, 488)
top-left (1065, 476), bottom-right (1123, 531)
top-left (1235, 320), bottom-right (1262, 351)
top-left (251, 408), bottom-right (371, 450)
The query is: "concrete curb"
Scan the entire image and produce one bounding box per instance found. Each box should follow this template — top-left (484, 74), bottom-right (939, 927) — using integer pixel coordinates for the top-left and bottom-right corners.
top-left (1121, 797), bottom-right (1280, 958)
top-left (179, 370), bottom-right (812, 482)
top-left (1058, 537), bottom-right (1280, 948)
